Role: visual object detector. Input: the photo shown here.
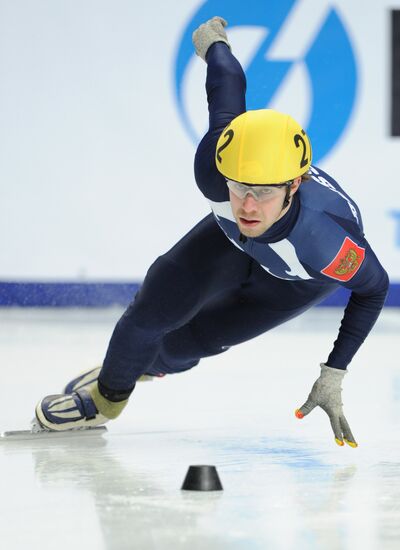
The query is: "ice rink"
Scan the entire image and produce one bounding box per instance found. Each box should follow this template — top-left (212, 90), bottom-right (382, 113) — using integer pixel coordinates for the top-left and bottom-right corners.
top-left (0, 306), bottom-right (399, 550)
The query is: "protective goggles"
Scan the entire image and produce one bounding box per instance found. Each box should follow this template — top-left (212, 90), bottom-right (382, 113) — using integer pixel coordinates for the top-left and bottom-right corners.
top-left (226, 179), bottom-right (292, 202)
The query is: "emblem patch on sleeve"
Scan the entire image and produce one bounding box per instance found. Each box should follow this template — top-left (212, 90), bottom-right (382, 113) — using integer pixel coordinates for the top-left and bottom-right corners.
top-left (321, 237), bottom-right (365, 282)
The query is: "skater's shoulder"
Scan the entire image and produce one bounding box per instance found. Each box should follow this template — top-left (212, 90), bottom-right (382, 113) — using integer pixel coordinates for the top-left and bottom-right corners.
top-left (297, 165), bottom-right (363, 230)
top-left (298, 166), bottom-right (356, 208)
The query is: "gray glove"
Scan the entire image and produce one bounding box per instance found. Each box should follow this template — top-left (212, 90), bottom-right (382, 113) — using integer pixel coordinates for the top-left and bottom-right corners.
top-left (295, 363), bottom-right (358, 447)
top-left (192, 16), bottom-right (231, 61)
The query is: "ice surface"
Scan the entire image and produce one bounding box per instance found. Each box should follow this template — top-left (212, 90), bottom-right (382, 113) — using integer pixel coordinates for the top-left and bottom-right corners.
top-left (0, 307), bottom-right (399, 549)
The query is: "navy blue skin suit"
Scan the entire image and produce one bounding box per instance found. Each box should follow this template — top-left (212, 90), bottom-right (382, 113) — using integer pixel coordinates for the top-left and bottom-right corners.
top-left (98, 43), bottom-right (388, 402)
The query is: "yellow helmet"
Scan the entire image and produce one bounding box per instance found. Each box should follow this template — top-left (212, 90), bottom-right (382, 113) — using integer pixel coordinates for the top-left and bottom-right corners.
top-left (215, 109), bottom-right (312, 185)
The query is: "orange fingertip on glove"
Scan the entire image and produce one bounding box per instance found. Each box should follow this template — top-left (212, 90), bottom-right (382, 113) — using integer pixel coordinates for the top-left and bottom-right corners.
top-left (295, 409), bottom-right (304, 419)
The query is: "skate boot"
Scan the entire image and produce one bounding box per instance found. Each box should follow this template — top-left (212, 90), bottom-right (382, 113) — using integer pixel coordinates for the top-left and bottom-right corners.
top-left (35, 378), bottom-right (128, 432)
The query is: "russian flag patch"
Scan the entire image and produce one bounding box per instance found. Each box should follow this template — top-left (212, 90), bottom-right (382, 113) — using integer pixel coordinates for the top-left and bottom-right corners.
top-left (321, 237), bottom-right (365, 282)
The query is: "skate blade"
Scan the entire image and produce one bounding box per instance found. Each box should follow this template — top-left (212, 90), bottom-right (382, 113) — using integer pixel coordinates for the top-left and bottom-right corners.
top-left (0, 425), bottom-right (107, 441)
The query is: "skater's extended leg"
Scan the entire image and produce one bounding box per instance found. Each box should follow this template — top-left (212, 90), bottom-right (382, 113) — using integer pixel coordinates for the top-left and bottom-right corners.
top-left (36, 215), bottom-right (252, 430)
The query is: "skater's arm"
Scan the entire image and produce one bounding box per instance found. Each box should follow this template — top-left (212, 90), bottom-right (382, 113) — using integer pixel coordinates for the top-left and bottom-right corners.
top-left (192, 16), bottom-right (246, 129)
top-left (294, 253), bottom-right (387, 449)
top-left (299, 215), bottom-right (389, 370)
top-left (296, 258), bottom-right (388, 448)
top-left (193, 18), bottom-right (246, 201)
top-left (296, 229), bottom-right (387, 448)
top-left (204, 43), bottom-right (246, 136)
top-left (326, 245), bottom-right (389, 369)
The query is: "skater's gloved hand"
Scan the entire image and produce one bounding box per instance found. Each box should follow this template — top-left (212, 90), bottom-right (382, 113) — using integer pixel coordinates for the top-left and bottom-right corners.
top-left (192, 16), bottom-right (231, 61)
top-left (295, 363), bottom-right (358, 448)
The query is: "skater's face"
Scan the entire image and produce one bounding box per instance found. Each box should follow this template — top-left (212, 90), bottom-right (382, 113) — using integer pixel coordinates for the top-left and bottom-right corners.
top-left (229, 177), bottom-right (301, 237)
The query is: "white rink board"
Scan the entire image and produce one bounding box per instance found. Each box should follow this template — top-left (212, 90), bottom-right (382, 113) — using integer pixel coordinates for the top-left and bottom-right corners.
top-left (0, 0), bottom-right (399, 282)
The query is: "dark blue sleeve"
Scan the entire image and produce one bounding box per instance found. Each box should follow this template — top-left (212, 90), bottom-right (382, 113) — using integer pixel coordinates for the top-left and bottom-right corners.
top-left (326, 242), bottom-right (389, 369)
top-left (194, 43), bottom-right (246, 201)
